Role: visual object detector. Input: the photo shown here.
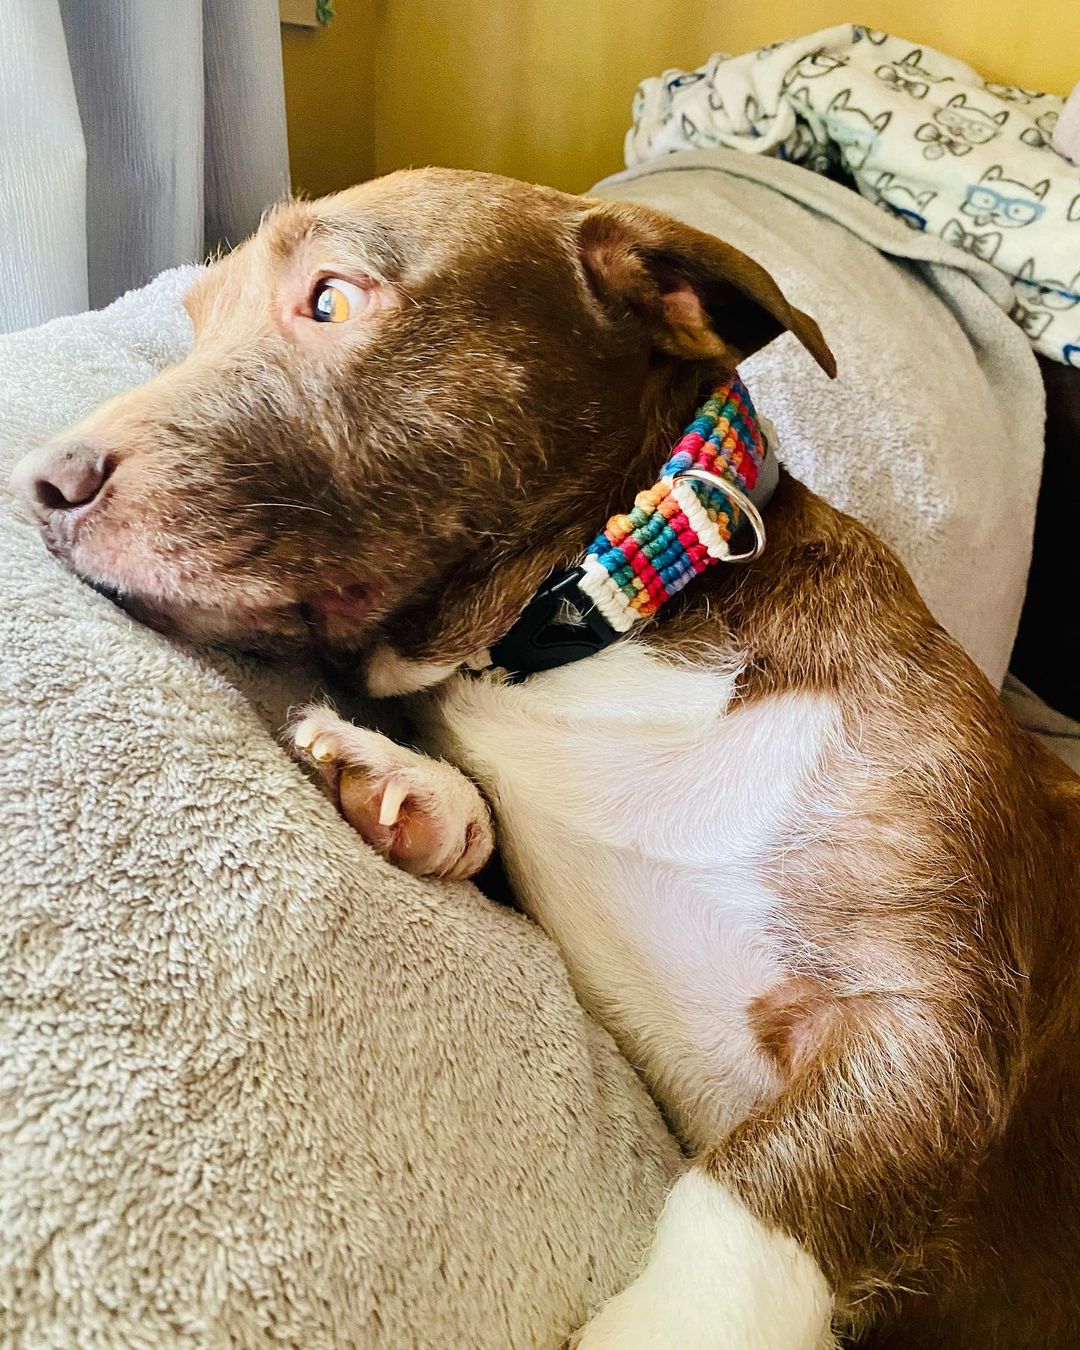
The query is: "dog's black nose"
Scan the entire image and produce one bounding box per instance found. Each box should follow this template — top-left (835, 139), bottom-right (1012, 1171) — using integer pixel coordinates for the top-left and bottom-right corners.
top-left (10, 442), bottom-right (113, 519)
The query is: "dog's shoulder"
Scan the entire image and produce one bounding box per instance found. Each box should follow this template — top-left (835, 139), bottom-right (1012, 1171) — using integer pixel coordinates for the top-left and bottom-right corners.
top-left (655, 472), bottom-right (927, 696)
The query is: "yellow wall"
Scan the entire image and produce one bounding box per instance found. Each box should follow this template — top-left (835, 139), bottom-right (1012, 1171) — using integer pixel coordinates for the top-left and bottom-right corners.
top-left (284, 1), bottom-right (1079, 197)
top-left (281, 0), bottom-right (379, 197)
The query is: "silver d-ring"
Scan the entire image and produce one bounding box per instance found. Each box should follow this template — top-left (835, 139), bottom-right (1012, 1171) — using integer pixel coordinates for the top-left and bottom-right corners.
top-left (672, 466), bottom-right (767, 564)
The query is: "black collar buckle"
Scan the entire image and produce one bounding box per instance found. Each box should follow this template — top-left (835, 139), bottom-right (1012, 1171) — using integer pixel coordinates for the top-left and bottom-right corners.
top-left (485, 567), bottom-right (620, 684)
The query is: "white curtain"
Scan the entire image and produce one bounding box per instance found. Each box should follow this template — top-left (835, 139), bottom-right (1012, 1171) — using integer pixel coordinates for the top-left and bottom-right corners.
top-left (0, 0), bottom-right (290, 333)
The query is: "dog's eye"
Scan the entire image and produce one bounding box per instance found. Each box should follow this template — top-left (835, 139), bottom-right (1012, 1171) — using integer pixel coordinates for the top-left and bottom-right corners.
top-left (311, 277), bottom-right (368, 323)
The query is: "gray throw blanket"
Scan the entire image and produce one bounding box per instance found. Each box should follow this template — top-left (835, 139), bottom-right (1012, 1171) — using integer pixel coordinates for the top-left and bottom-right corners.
top-left (595, 150), bottom-right (1043, 687)
top-left (1, 153), bottom-right (1043, 1347)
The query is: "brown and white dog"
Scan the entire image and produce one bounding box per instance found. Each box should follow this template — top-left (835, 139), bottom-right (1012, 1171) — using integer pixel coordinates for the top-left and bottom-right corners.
top-left (11, 169), bottom-right (1080, 1349)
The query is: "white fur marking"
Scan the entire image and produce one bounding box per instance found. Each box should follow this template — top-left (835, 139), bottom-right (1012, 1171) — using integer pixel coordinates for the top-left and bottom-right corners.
top-left (576, 1169), bottom-right (834, 1350)
top-left (365, 643), bottom-right (460, 697)
top-left (427, 641), bottom-right (840, 1146)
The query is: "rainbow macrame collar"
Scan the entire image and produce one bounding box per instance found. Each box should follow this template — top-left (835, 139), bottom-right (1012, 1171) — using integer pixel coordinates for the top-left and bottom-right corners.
top-left (487, 374), bottom-right (778, 682)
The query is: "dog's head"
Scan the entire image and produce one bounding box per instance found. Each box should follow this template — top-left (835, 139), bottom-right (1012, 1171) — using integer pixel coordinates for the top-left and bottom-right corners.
top-left (11, 168), bottom-right (834, 665)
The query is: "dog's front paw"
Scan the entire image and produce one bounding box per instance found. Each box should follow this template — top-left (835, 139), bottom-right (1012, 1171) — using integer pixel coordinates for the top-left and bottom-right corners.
top-left (287, 706), bottom-right (494, 880)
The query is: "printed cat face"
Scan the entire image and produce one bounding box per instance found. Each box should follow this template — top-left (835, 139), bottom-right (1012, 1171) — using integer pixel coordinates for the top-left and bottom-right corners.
top-left (894, 48), bottom-right (948, 79)
top-left (984, 82), bottom-right (1042, 104)
top-left (962, 166), bottom-right (1049, 228)
top-left (781, 49), bottom-right (849, 91)
top-left (1014, 258), bottom-right (1080, 313)
top-left (827, 87), bottom-right (891, 132)
top-left (871, 171), bottom-right (936, 229)
top-left (875, 47), bottom-right (948, 98)
top-left (935, 93), bottom-right (1009, 145)
top-left (826, 89), bottom-right (892, 169)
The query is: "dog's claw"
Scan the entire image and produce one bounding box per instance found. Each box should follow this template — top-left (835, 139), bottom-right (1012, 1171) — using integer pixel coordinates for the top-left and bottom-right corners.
top-left (290, 721), bottom-right (316, 753)
top-left (377, 775), bottom-right (409, 827)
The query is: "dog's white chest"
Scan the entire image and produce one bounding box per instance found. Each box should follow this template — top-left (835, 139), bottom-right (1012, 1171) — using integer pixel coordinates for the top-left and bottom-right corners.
top-left (430, 643), bottom-right (838, 1147)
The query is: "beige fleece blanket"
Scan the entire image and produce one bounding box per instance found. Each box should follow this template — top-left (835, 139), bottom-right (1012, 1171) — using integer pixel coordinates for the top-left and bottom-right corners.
top-left (0, 270), bottom-right (680, 1347)
top-left (0, 154), bottom-right (1045, 1348)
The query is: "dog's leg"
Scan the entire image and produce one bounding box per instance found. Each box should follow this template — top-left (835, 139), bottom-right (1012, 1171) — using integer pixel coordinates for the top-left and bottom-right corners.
top-left (575, 1167), bottom-right (833, 1350)
top-left (287, 705), bottom-right (494, 880)
top-left (577, 993), bottom-right (1014, 1348)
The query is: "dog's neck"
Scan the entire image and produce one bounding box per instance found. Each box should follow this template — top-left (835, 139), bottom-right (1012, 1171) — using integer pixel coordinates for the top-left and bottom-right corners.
top-left (479, 375), bottom-right (776, 682)
top-left (367, 366), bottom-right (771, 697)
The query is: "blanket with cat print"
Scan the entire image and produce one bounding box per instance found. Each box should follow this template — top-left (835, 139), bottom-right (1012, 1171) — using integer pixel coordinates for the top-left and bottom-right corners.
top-left (625, 24), bottom-right (1080, 366)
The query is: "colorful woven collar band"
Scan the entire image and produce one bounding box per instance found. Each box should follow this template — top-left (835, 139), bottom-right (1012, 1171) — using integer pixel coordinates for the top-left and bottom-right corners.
top-left (486, 373), bottom-right (778, 682)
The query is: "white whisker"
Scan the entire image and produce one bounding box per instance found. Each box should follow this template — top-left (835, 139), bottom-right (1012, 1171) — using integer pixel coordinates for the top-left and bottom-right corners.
top-left (244, 501), bottom-right (333, 517)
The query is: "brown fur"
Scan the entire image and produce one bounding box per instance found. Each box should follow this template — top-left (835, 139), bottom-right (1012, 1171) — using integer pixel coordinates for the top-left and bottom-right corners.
top-left (655, 482), bottom-right (1080, 1343)
top-left (12, 168), bottom-right (1080, 1348)
top-left (656, 483), bottom-right (1080, 1344)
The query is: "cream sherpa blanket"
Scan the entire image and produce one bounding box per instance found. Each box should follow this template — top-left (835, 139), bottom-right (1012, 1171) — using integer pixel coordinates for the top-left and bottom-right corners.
top-left (0, 156), bottom-right (1044, 1347)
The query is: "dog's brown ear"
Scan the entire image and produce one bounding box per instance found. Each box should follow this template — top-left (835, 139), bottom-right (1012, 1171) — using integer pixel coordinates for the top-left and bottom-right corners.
top-left (577, 201), bottom-right (837, 377)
